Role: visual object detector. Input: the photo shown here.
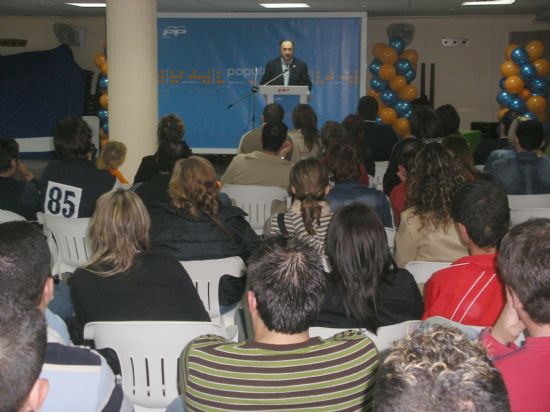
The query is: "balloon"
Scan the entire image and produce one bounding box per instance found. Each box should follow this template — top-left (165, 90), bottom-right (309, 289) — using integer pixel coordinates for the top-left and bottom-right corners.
top-left (511, 47), bottom-right (529, 64)
top-left (498, 107), bottom-right (509, 120)
top-left (504, 75), bottom-right (524, 94)
top-left (526, 95), bottom-right (547, 114)
top-left (519, 63), bottom-right (537, 81)
top-left (533, 59), bottom-right (550, 77)
top-left (99, 128), bottom-right (108, 141)
top-left (98, 108), bottom-right (108, 123)
top-left (379, 63), bottom-right (397, 81)
top-left (404, 68), bottom-right (416, 82)
top-left (401, 49), bottom-right (418, 65)
top-left (396, 58), bottom-right (412, 75)
top-left (99, 93), bottom-right (108, 109)
top-left (500, 60), bottom-right (519, 77)
top-left (530, 77), bottom-right (549, 95)
top-left (381, 89), bottom-right (398, 106)
top-left (98, 75), bottom-right (108, 93)
top-left (399, 84), bottom-right (418, 101)
top-left (368, 58), bottom-right (382, 76)
top-left (101, 121), bottom-right (109, 135)
top-left (370, 76), bottom-right (389, 92)
top-left (523, 112), bottom-right (538, 121)
top-left (521, 89), bottom-right (532, 101)
top-left (403, 110), bottom-right (413, 119)
top-left (394, 100), bottom-right (412, 116)
top-left (389, 36), bottom-right (405, 55)
top-left (373, 42), bottom-right (387, 59)
top-left (525, 40), bottom-right (544, 62)
top-left (379, 107), bottom-right (397, 125)
top-left (499, 77), bottom-right (507, 90)
top-left (375, 116), bottom-right (383, 125)
top-left (537, 111), bottom-right (547, 123)
top-left (508, 97), bottom-right (526, 114)
top-left (94, 52), bottom-right (106, 69)
top-left (379, 47), bottom-right (398, 65)
top-left (393, 118), bottom-right (410, 136)
top-left (367, 89), bottom-right (380, 100)
top-left (497, 91), bottom-right (512, 106)
top-left (100, 62), bottom-right (108, 75)
top-left (390, 75), bottom-right (407, 92)
top-left (505, 43), bottom-right (519, 60)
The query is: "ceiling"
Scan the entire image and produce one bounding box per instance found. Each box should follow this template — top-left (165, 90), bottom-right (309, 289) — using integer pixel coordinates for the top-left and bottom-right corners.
top-left (1, 0), bottom-right (549, 20)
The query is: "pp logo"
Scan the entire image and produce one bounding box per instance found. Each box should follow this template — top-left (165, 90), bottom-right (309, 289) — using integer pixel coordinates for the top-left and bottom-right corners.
top-left (162, 26), bottom-right (188, 38)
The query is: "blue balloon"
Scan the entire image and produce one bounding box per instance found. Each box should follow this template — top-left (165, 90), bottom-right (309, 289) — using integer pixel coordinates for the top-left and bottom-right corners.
top-left (396, 59), bottom-right (412, 75)
top-left (370, 76), bottom-right (389, 92)
top-left (519, 63), bottom-right (537, 81)
top-left (380, 89), bottom-right (398, 106)
top-left (529, 77), bottom-right (549, 95)
top-left (511, 47), bottom-right (529, 64)
top-left (496, 91), bottom-right (512, 106)
top-left (499, 77), bottom-right (507, 90)
top-left (508, 97), bottom-right (526, 114)
top-left (98, 75), bottom-right (108, 92)
top-left (403, 110), bottom-right (413, 120)
top-left (368, 59), bottom-right (382, 76)
top-left (98, 109), bottom-right (108, 123)
top-left (375, 116), bottom-right (383, 125)
top-left (404, 68), bottom-right (416, 82)
top-left (101, 121), bottom-right (109, 135)
top-left (394, 100), bottom-right (412, 116)
top-left (524, 111), bottom-right (537, 121)
top-left (389, 36), bottom-right (405, 55)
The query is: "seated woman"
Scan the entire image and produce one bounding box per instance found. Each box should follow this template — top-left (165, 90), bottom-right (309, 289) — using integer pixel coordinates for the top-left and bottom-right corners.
top-left (264, 158), bottom-right (332, 265)
top-left (69, 190), bottom-right (209, 330)
top-left (394, 143), bottom-right (468, 267)
top-left (288, 104), bottom-right (322, 163)
top-left (314, 202), bottom-right (423, 331)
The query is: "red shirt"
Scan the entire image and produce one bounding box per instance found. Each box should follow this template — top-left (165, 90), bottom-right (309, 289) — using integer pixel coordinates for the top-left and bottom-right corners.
top-left (422, 254), bottom-right (505, 326)
top-left (389, 181), bottom-right (405, 227)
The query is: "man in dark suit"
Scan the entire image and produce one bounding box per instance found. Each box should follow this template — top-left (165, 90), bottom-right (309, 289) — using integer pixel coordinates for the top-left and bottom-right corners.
top-left (260, 40), bottom-right (312, 90)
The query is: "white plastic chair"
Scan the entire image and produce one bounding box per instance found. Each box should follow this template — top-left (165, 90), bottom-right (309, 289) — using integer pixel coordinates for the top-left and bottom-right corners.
top-left (84, 321), bottom-right (229, 412)
top-left (309, 320), bottom-right (422, 352)
top-left (0, 209), bottom-right (26, 223)
top-left (405, 261), bottom-right (452, 285)
top-left (37, 212), bottom-right (92, 276)
top-left (385, 227), bottom-right (396, 254)
top-left (221, 184), bottom-right (289, 234)
top-left (507, 194), bottom-right (550, 210)
top-left (510, 208), bottom-right (550, 227)
top-left (374, 161), bottom-right (389, 190)
top-left (181, 256), bottom-right (246, 328)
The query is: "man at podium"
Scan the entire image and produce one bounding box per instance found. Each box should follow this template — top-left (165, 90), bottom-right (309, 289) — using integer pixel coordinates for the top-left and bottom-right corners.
top-left (260, 40), bottom-right (312, 91)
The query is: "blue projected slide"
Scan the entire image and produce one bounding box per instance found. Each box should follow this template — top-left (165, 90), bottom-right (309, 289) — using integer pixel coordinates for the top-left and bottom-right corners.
top-left (157, 15), bottom-right (365, 152)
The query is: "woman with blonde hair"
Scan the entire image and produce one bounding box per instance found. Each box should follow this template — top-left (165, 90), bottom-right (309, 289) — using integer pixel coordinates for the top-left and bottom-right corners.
top-left (69, 190), bottom-right (209, 331)
top-left (97, 141), bottom-right (128, 184)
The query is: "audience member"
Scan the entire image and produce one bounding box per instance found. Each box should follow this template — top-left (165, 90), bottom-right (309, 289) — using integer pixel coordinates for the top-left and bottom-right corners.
top-left (423, 180), bottom-right (509, 326)
top-left (221, 121), bottom-right (293, 188)
top-left (178, 236), bottom-right (379, 411)
top-left (133, 113), bottom-right (192, 184)
top-left (0, 299), bottom-right (48, 412)
top-left (395, 143), bottom-right (468, 267)
top-left (0, 138), bottom-right (40, 220)
top-left (288, 104), bottom-right (322, 163)
top-left (374, 324), bottom-right (509, 412)
top-left (484, 113), bottom-right (524, 168)
top-left (97, 141), bottom-right (129, 184)
top-left (409, 106), bottom-right (444, 143)
top-left (319, 120), bottom-right (346, 153)
top-left (474, 110), bottom-right (518, 165)
top-left (69, 190), bottom-right (209, 337)
top-left (435, 103), bottom-right (461, 137)
top-left (479, 218), bottom-right (550, 411)
top-left (357, 95), bottom-right (399, 161)
top-left (326, 137), bottom-right (392, 227)
top-left (315, 203), bottom-right (423, 330)
top-left (237, 103), bottom-right (285, 154)
top-left (487, 119), bottom-right (550, 194)
top-left (40, 117), bottom-right (115, 218)
top-left (342, 113), bottom-right (375, 178)
top-left (442, 134), bottom-right (490, 180)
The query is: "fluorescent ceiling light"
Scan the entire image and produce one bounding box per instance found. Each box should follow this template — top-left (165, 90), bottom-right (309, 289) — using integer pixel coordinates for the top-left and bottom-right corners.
top-left (66, 3), bottom-right (106, 7)
top-left (461, 0), bottom-right (514, 5)
top-left (260, 3), bottom-right (310, 8)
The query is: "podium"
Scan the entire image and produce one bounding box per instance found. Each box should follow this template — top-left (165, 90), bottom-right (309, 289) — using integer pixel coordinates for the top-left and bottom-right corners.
top-left (258, 85), bottom-right (309, 104)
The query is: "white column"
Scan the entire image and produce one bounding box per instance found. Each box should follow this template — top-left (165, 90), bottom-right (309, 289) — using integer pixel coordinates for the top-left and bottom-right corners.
top-left (106, 0), bottom-right (157, 182)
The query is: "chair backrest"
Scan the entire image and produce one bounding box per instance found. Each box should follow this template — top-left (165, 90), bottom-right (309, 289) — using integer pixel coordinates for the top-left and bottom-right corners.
top-left (374, 161), bottom-right (389, 190)
top-left (510, 208), bottom-right (550, 227)
top-left (385, 227), bottom-right (396, 254)
top-left (221, 184), bottom-right (289, 234)
top-left (405, 261), bottom-right (452, 285)
top-left (0, 209), bottom-right (26, 223)
top-left (181, 256), bottom-right (246, 327)
top-left (507, 194), bottom-right (550, 210)
top-left (309, 320), bottom-right (422, 352)
top-left (38, 212), bottom-right (92, 275)
top-left (84, 321), bottom-right (228, 411)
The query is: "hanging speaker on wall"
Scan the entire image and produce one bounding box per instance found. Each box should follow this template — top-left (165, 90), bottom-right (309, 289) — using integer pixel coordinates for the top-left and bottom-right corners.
top-left (387, 23), bottom-right (415, 45)
top-left (53, 23), bottom-right (86, 48)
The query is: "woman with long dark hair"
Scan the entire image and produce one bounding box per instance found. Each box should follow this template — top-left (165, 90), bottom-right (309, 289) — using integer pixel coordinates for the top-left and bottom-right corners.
top-left (289, 104), bottom-right (322, 163)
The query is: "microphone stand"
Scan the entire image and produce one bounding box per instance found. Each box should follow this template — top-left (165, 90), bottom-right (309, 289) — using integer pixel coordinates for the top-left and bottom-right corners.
top-left (226, 68), bottom-right (289, 110)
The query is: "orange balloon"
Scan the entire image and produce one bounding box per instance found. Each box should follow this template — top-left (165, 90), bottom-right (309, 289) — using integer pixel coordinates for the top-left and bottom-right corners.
top-left (389, 75), bottom-right (407, 92)
top-left (505, 43), bottom-right (519, 60)
top-left (500, 60), bottom-right (519, 77)
top-left (537, 111), bottom-right (547, 123)
top-left (521, 89), bottom-right (532, 101)
top-left (498, 108), bottom-right (509, 120)
top-left (393, 118), bottom-right (410, 136)
top-left (379, 107), bottom-right (397, 125)
top-left (525, 40), bottom-right (544, 62)
top-left (379, 47), bottom-right (398, 65)
top-left (99, 128), bottom-right (109, 142)
top-left (372, 42), bottom-right (387, 59)
top-left (504, 75), bottom-right (524, 94)
top-left (400, 49), bottom-right (418, 66)
top-left (367, 89), bottom-right (380, 100)
top-left (527, 96), bottom-right (547, 114)
top-left (99, 93), bottom-right (108, 109)
top-left (533, 59), bottom-right (550, 77)
top-left (94, 52), bottom-right (106, 69)
top-left (379, 63), bottom-right (397, 81)
top-left (100, 62), bottom-right (108, 75)
top-left (399, 84), bottom-right (418, 102)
